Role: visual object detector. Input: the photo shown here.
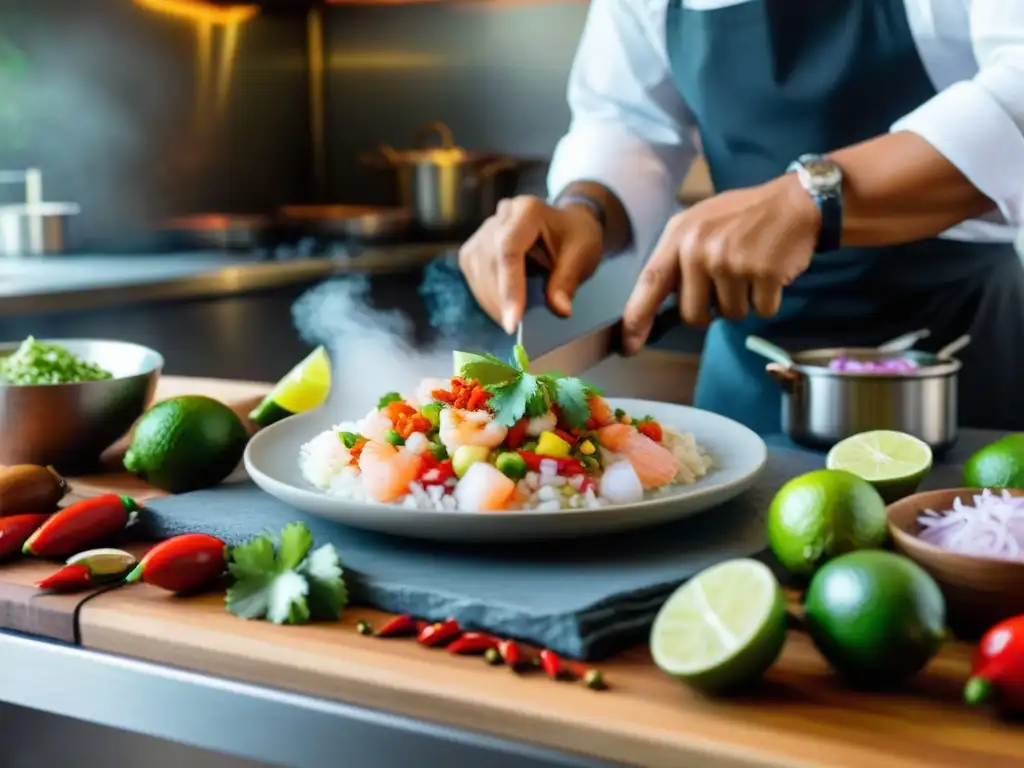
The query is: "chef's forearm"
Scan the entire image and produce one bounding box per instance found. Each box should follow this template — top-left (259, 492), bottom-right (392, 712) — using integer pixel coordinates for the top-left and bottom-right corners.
top-left (556, 181), bottom-right (633, 254)
top-left (829, 131), bottom-right (995, 247)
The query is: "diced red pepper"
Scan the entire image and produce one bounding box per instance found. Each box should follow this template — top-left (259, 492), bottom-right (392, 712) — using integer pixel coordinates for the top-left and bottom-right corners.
top-left (396, 413), bottom-right (432, 439)
top-left (418, 458), bottom-right (455, 487)
top-left (36, 563), bottom-right (93, 593)
top-left (517, 452), bottom-right (584, 477)
top-left (447, 632), bottom-right (500, 655)
top-left (554, 428), bottom-right (577, 446)
top-left (349, 439), bottom-right (367, 465)
top-left (376, 614), bottom-right (418, 638)
top-left (637, 420), bottom-right (664, 443)
top-left (505, 419), bottom-right (529, 451)
top-left (417, 618), bottom-right (462, 647)
top-left (383, 401), bottom-right (417, 422)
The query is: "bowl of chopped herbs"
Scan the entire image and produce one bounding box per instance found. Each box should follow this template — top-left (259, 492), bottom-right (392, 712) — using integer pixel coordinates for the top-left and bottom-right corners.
top-left (0, 337), bottom-right (163, 469)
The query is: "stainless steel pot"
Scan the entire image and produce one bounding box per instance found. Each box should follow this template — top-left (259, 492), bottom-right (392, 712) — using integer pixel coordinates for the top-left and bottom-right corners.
top-left (362, 122), bottom-right (521, 233)
top-left (0, 202), bottom-right (80, 255)
top-left (764, 347), bottom-right (960, 452)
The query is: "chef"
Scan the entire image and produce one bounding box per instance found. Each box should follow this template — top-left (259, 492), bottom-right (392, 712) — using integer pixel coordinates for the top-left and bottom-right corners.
top-left (458, 0), bottom-right (1024, 433)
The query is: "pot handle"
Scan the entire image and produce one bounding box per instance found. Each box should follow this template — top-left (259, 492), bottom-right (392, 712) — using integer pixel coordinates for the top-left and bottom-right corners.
top-left (358, 144), bottom-right (401, 169)
top-left (415, 121), bottom-right (455, 149)
top-left (765, 363), bottom-right (802, 394)
top-left (478, 157), bottom-right (519, 179)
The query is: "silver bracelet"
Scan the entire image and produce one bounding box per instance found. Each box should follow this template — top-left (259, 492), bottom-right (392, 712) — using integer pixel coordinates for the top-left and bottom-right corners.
top-left (553, 192), bottom-right (607, 233)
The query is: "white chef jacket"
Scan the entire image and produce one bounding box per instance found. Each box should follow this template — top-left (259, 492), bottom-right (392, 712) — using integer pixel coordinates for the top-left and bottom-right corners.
top-left (546, 0), bottom-right (1024, 258)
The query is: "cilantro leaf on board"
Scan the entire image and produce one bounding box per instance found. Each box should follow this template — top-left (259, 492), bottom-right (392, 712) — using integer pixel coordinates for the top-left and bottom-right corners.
top-left (225, 523), bottom-right (346, 626)
top-left (554, 377), bottom-right (591, 428)
top-left (276, 521), bottom-right (314, 572)
top-left (299, 544), bottom-right (348, 621)
top-left (487, 372), bottom-right (540, 426)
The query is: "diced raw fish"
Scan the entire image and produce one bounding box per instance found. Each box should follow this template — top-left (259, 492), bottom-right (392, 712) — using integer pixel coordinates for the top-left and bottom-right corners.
top-left (358, 441), bottom-right (423, 503)
top-left (453, 462), bottom-right (516, 512)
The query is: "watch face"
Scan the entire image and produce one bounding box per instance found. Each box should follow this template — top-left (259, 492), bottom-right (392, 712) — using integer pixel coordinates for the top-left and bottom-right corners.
top-left (799, 157), bottom-right (843, 194)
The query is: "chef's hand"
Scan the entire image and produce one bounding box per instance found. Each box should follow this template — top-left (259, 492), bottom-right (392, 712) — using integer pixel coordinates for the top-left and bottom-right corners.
top-left (621, 175), bottom-right (821, 354)
top-left (459, 196), bottom-right (603, 334)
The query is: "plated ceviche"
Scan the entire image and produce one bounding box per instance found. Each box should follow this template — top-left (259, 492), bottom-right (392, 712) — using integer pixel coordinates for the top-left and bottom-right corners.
top-left (299, 345), bottom-right (712, 512)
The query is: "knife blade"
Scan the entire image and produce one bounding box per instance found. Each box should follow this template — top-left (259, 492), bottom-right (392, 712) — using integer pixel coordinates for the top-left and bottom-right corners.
top-left (527, 302), bottom-right (680, 377)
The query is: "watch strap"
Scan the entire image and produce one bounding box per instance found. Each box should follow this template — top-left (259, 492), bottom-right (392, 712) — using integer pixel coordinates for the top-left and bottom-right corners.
top-left (816, 192), bottom-right (842, 254)
top-left (552, 192), bottom-right (607, 233)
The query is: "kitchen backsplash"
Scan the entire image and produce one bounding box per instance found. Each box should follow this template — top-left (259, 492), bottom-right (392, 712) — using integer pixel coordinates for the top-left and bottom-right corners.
top-left (0, 1), bottom-right (711, 246)
top-left (0, 0), bottom-right (311, 245)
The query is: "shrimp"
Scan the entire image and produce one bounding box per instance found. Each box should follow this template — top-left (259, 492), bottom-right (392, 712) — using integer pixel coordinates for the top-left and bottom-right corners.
top-left (414, 377), bottom-right (451, 407)
top-left (596, 423), bottom-right (679, 489)
top-left (358, 441), bottom-right (424, 503)
top-left (438, 408), bottom-right (508, 453)
top-left (453, 462), bottom-right (516, 511)
top-left (588, 395), bottom-right (616, 427)
top-left (357, 409), bottom-right (393, 444)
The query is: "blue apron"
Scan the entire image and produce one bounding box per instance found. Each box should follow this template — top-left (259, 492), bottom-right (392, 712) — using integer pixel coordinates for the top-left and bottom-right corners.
top-left (666, 0), bottom-right (1024, 433)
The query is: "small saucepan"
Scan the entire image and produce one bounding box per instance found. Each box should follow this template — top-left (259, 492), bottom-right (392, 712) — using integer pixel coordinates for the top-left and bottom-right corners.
top-left (278, 205), bottom-right (412, 244)
top-left (747, 333), bottom-right (971, 452)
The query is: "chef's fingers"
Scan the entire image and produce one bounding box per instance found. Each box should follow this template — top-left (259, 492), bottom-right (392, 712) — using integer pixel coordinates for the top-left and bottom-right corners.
top-left (621, 241), bottom-right (679, 355)
top-left (711, 275), bottom-right (750, 320)
top-left (492, 208), bottom-right (542, 333)
top-left (546, 240), bottom-right (595, 317)
top-left (750, 278), bottom-right (783, 318)
top-left (680, 254), bottom-right (713, 328)
top-left (458, 231), bottom-right (502, 325)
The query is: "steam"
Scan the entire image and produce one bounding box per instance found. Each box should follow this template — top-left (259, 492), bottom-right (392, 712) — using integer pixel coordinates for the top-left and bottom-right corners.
top-left (291, 258), bottom-right (510, 419)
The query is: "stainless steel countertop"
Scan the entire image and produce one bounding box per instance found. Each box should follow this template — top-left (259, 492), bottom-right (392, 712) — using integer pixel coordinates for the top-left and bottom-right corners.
top-left (0, 245), bottom-right (457, 316)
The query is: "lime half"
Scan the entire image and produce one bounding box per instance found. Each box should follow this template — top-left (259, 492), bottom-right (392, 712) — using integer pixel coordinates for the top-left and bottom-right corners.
top-left (249, 346), bottom-right (331, 426)
top-left (826, 430), bottom-right (933, 503)
top-left (650, 559), bottom-right (787, 695)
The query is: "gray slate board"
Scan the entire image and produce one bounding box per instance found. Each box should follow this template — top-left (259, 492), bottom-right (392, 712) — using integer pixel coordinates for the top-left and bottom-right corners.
top-left (137, 431), bottom-right (998, 660)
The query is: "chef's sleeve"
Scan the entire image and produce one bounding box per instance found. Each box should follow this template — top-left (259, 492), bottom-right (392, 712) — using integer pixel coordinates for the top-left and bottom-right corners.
top-left (891, 0), bottom-right (1024, 226)
top-left (546, 0), bottom-right (697, 259)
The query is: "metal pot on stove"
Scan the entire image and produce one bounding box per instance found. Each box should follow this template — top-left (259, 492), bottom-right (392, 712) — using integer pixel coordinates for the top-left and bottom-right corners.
top-left (748, 334), bottom-right (970, 452)
top-left (360, 122), bottom-right (522, 234)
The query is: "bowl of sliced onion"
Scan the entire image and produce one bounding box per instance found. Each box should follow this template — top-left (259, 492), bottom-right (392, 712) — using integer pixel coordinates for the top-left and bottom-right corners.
top-left (888, 487), bottom-right (1024, 638)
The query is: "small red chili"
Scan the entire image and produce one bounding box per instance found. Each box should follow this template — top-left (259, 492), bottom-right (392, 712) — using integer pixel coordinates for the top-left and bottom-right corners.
top-left (36, 563), bottom-right (93, 593)
top-left (563, 661), bottom-right (608, 690)
top-left (417, 618), bottom-right (462, 647)
top-left (447, 632), bottom-right (500, 655)
top-left (539, 649), bottom-right (563, 680)
top-left (415, 620), bottom-right (429, 633)
top-left (125, 533), bottom-right (227, 593)
top-left (375, 614), bottom-right (417, 638)
top-left (498, 639), bottom-right (523, 669)
top-left (505, 419), bottom-right (529, 451)
top-left (23, 494), bottom-right (137, 558)
top-left (0, 513), bottom-right (50, 560)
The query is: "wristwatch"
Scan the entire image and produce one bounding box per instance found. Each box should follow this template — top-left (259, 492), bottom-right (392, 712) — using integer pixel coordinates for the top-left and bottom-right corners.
top-left (552, 191), bottom-right (607, 235)
top-left (786, 154), bottom-right (843, 254)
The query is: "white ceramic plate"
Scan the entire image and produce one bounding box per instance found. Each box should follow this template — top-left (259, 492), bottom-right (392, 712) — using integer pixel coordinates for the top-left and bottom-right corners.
top-left (244, 398), bottom-right (767, 543)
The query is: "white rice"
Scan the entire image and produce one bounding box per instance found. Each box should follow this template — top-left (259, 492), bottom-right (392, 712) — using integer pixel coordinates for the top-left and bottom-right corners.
top-left (298, 424), bottom-right (713, 513)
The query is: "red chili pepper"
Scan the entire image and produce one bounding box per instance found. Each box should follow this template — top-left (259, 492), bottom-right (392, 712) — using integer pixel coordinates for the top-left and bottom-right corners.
top-left (539, 649), bottom-right (563, 680)
top-left (447, 632), bottom-right (500, 655)
top-left (505, 419), bottom-right (529, 451)
top-left (23, 494), bottom-right (136, 558)
top-left (36, 563), bottom-right (93, 593)
top-left (124, 533), bottom-right (226, 593)
top-left (0, 513), bottom-right (50, 560)
top-left (375, 614), bottom-right (417, 638)
top-left (417, 618), bottom-right (462, 647)
top-left (562, 661), bottom-right (608, 690)
top-left (498, 639), bottom-right (523, 669)
top-left (415, 620), bottom-right (429, 633)
top-left (636, 420), bottom-right (664, 443)
top-left (965, 615), bottom-right (1024, 713)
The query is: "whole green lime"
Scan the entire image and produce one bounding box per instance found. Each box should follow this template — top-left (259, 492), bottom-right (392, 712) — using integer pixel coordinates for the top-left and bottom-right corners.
top-left (804, 550), bottom-right (946, 687)
top-left (963, 434), bottom-right (1024, 489)
top-left (766, 469), bottom-right (888, 579)
top-left (124, 395), bottom-right (249, 493)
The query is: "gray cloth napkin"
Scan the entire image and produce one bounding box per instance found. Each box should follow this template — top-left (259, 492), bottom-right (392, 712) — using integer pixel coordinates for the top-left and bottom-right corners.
top-left (137, 431), bottom-right (996, 660)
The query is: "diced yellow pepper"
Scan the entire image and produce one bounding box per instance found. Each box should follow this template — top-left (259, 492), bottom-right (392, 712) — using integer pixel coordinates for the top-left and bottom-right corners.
top-left (578, 439), bottom-right (596, 456)
top-left (536, 430), bottom-right (571, 458)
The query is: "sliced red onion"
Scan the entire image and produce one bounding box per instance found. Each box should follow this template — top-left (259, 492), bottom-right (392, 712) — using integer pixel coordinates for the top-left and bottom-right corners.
top-left (827, 355), bottom-right (919, 373)
top-left (916, 489), bottom-right (1024, 562)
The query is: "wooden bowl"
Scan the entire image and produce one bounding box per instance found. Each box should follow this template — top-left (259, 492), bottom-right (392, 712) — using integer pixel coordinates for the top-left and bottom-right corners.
top-left (887, 487), bottom-right (1024, 639)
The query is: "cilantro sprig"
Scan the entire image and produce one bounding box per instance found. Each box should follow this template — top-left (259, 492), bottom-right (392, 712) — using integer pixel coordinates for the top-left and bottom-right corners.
top-left (455, 345), bottom-right (600, 428)
top-left (225, 522), bottom-right (348, 625)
